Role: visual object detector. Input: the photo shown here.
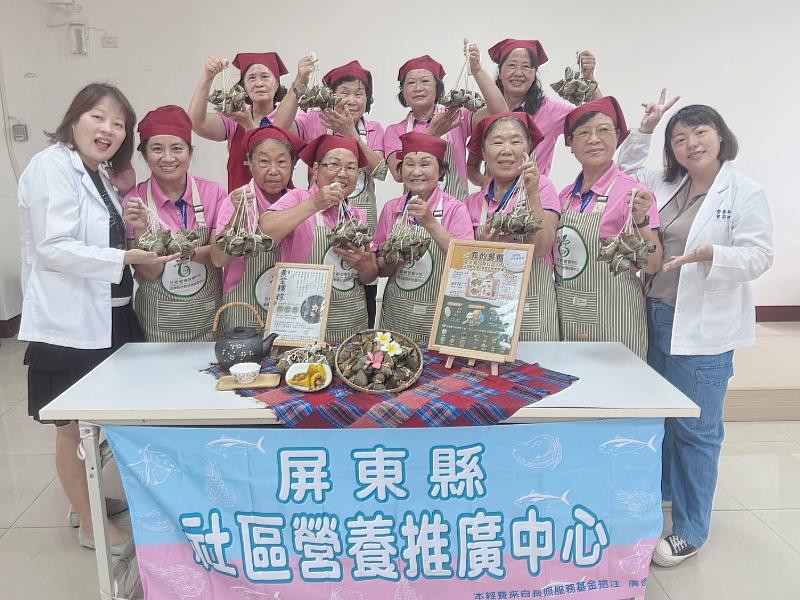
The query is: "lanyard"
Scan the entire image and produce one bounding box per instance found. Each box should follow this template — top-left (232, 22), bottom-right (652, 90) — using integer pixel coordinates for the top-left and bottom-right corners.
top-left (175, 198), bottom-right (188, 228)
top-left (401, 192), bottom-right (419, 225)
top-left (487, 178), bottom-right (519, 213)
top-left (570, 174), bottom-right (597, 213)
top-left (401, 191), bottom-right (444, 225)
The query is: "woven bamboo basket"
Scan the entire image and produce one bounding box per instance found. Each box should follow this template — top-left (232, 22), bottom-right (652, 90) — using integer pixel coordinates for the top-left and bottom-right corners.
top-left (335, 329), bottom-right (423, 394)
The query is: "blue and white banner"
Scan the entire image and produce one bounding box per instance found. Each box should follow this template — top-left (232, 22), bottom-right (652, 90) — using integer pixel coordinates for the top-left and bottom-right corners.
top-left (106, 419), bottom-right (663, 599)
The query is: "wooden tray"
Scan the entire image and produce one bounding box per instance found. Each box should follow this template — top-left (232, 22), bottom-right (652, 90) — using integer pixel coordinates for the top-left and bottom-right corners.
top-left (216, 373), bottom-right (281, 391)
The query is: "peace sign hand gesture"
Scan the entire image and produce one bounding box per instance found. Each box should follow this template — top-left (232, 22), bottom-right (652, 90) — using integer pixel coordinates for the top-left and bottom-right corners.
top-left (640, 88), bottom-right (681, 134)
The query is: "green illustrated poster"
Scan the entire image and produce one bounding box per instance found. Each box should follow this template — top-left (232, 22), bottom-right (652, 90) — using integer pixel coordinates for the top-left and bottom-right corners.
top-left (431, 241), bottom-right (533, 361)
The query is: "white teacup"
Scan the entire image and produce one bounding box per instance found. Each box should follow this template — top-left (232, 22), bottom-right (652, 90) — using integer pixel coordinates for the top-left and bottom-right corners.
top-left (229, 362), bottom-right (261, 384)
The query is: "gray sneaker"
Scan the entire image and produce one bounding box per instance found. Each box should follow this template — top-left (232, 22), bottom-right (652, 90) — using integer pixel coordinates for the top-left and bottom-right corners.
top-left (652, 533), bottom-right (697, 567)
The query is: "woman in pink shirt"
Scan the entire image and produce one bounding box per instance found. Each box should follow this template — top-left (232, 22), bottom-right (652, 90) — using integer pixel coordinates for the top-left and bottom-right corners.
top-left (188, 52), bottom-right (288, 191)
top-left (555, 97), bottom-right (663, 359)
top-left (123, 105), bottom-right (227, 342)
top-left (468, 39), bottom-right (602, 183)
top-left (464, 112), bottom-right (560, 341)
top-left (210, 125), bottom-right (306, 330)
top-left (275, 58), bottom-right (385, 326)
top-left (260, 135), bottom-right (378, 343)
top-left (384, 42), bottom-right (508, 200)
top-left (375, 132), bottom-right (474, 340)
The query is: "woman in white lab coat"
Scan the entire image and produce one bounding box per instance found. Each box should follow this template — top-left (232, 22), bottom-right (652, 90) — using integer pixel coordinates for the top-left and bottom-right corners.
top-left (18, 83), bottom-right (178, 555)
top-left (617, 95), bottom-right (773, 567)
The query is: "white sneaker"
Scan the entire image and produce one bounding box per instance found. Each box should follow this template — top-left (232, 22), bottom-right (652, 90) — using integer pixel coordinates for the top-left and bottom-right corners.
top-left (652, 533), bottom-right (698, 567)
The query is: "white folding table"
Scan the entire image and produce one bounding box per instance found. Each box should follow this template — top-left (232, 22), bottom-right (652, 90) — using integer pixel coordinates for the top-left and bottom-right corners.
top-left (40, 341), bottom-right (699, 600)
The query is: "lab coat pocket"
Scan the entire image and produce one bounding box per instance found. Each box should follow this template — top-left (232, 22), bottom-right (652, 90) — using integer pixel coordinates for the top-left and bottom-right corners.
top-left (556, 287), bottom-right (599, 324)
top-left (700, 287), bottom-right (741, 343)
top-left (33, 271), bottom-right (83, 331)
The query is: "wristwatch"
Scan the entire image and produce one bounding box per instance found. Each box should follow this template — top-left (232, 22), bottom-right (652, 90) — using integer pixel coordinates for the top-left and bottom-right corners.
top-left (634, 215), bottom-right (650, 228)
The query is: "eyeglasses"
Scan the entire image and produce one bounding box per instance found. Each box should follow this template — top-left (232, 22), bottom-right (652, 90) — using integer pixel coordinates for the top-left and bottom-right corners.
top-left (571, 126), bottom-right (618, 142)
top-left (319, 162), bottom-right (360, 176)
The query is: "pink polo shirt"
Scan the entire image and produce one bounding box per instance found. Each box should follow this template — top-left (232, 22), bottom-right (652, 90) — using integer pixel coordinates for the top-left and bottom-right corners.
top-left (384, 106), bottom-right (472, 181)
top-left (123, 174), bottom-right (227, 238)
top-left (214, 181), bottom-right (283, 293)
top-left (531, 97), bottom-right (575, 176)
top-left (372, 187), bottom-right (475, 252)
top-left (464, 175), bottom-right (561, 264)
top-left (295, 110), bottom-right (385, 152)
top-left (218, 106), bottom-right (279, 149)
top-left (268, 185), bottom-right (367, 264)
top-left (558, 162), bottom-right (661, 239)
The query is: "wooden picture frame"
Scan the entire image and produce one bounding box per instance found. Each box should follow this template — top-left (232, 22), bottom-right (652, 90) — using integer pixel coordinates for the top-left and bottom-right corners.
top-left (265, 263), bottom-right (335, 348)
top-left (428, 239), bottom-right (534, 366)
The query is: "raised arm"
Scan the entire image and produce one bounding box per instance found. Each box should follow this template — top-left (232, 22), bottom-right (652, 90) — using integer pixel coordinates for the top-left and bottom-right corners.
top-left (617, 88), bottom-right (681, 186)
top-left (188, 56), bottom-right (229, 142)
top-left (466, 40), bottom-right (508, 122)
top-left (273, 54), bottom-right (317, 134)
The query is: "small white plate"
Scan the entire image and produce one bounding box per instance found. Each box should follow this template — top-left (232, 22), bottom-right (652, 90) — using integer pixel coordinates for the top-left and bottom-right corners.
top-left (285, 362), bottom-right (333, 392)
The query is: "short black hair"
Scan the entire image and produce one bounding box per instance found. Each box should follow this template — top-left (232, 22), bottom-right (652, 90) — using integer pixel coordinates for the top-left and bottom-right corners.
top-left (663, 105), bottom-right (739, 182)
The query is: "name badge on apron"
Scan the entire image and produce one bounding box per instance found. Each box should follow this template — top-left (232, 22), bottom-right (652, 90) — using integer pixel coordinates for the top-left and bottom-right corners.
top-left (161, 259), bottom-right (208, 297)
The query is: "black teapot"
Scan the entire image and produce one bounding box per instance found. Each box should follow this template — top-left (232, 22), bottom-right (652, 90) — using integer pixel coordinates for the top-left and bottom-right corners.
top-left (210, 302), bottom-right (279, 370)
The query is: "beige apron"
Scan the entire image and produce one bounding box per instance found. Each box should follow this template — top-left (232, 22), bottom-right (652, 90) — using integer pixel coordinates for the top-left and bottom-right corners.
top-left (134, 177), bottom-right (222, 342)
top-left (554, 177), bottom-right (647, 359)
top-left (476, 186), bottom-right (559, 342)
top-left (378, 194), bottom-right (446, 341)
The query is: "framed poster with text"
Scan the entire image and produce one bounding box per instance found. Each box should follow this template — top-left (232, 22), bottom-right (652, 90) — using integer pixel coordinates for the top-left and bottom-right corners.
top-left (266, 263), bottom-right (334, 347)
top-left (429, 240), bottom-right (534, 364)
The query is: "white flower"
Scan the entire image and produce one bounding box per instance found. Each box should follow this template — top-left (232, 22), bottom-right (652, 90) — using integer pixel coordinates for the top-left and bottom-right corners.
top-left (381, 341), bottom-right (402, 356)
top-left (374, 331), bottom-right (393, 345)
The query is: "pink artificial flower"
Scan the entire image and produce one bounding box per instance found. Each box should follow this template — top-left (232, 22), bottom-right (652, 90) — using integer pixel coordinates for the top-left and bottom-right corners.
top-left (364, 351), bottom-right (384, 369)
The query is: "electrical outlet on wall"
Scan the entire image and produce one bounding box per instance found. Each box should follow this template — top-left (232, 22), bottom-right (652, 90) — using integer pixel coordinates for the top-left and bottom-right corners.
top-left (101, 36), bottom-right (119, 48)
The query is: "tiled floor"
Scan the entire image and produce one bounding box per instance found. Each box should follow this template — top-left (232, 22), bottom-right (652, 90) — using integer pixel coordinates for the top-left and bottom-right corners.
top-left (0, 329), bottom-right (798, 599)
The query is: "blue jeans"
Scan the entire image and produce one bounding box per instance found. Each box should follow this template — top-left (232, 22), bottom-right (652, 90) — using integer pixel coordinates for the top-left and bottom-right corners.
top-left (647, 299), bottom-right (734, 548)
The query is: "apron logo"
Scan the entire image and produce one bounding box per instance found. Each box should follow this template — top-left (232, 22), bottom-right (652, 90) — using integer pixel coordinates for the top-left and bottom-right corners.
top-left (395, 249), bottom-right (433, 292)
top-left (323, 248), bottom-right (356, 292)
top-left (557, 232), bottom-right (572, 258)
top-left (161, 261), bottom-right (207, 298)
top-left (554, 226), bottom-right (589, 281)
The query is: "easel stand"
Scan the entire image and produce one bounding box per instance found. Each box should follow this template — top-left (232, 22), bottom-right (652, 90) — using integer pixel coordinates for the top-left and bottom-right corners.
top-left (442, 350), bottom-right (501, 376)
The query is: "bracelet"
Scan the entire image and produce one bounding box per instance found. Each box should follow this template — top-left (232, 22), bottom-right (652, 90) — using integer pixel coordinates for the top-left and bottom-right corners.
top-left (634, 216), bottom-right (650, 228)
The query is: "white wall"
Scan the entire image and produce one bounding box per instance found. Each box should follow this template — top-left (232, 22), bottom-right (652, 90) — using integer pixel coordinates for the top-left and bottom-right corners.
top-left (1, 0), bottom-right (796, 319)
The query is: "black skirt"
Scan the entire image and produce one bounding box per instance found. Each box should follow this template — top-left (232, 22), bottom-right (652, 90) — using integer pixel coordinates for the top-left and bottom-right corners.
top-left (25, 303), bottom-right (144, 424)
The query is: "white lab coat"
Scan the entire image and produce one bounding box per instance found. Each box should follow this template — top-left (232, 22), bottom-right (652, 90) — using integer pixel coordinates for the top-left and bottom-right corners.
top-left (18, 144), bottom-right (126, 349)
top-left (617, 130), bottom-right (773, 356)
